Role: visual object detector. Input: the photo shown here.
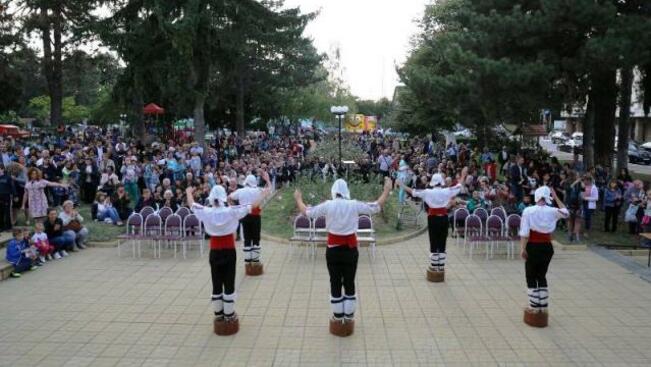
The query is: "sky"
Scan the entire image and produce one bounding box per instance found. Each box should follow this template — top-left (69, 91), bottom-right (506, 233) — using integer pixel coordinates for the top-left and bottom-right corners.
top-left (283, 0), bottom-right (428, 101)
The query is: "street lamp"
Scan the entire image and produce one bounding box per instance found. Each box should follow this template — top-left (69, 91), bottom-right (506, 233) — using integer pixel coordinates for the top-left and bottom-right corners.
top-left (330, 105), bottom-right (349, 165)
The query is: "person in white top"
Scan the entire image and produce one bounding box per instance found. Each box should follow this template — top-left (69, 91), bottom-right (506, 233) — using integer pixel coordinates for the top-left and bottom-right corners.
top-left (519, 186), bottom-right (569, 325)
top-left (399, 169), bottom-right (467, 277)
top-left (294, 178), bottom-right (391, 332)
top-left (228, 172), bottom-right (271, 271)
top-left (581, 176), bottom-right (599, 234)
top-left (186, 184), bottom-right (270, 331)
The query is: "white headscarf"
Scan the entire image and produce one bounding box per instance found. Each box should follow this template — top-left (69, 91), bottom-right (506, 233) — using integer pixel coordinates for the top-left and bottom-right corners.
top-left (244, 174), bottom-right (258, 188)
top-left (208, 185), bottom-right (228, 207)
top-left (429, 173), bottom-right (445, 187)
top-left (331, 179), bottom-right (350, 200)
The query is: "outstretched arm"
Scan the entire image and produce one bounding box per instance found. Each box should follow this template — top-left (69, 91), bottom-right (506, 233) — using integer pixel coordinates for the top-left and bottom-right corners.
top-left (252, 187), bottom-right (271, 209)
top-left (185, 187), bottom-right (197, 207)
top-left (396, 179), bottom-right (414, 196)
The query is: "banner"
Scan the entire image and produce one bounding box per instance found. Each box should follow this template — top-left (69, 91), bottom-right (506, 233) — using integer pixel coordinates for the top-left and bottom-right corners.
top-left (344, 114), bottom-right (377, 133)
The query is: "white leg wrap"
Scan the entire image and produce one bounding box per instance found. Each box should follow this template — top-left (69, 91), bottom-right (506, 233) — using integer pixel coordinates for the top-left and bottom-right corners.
top-left (539, 287), bottom-right (549, 309)
top-left (252, 246), bottom-right (261, 262)
top-left (527, 288), bottom-right (540, 309)
top-left (211, 294), bottom-right (223, 315)
top-left (439, 252), bottom-right (447, 271)
top-left (343, 294), bottom-right (357, 319)
top-left (330, 295), bottom-right (344, 318)
top-left (243, 246), bottom-right (252, 262)
top-left (429, 253), bottom-right (439, 269)
top-left (223, 293), bottom-right (236, 317)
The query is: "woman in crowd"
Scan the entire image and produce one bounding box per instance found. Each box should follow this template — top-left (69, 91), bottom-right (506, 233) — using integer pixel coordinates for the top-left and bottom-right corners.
top-left (23, 168), bottom-right (69, 223)
top-left (59, 200), bottom-right (89, 250)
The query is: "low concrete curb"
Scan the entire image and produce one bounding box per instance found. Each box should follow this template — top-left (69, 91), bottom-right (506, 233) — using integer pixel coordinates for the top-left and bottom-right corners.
top-left (552, 240), bottom-right (588, 251)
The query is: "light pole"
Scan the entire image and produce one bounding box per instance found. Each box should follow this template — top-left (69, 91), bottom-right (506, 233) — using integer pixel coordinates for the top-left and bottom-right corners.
top-left (330, 106), bottom-right (349, 165)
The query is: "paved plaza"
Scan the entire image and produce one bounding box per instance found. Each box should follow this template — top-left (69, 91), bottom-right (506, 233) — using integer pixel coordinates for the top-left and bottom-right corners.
top-left (1, 234), bottom-right (651, 366)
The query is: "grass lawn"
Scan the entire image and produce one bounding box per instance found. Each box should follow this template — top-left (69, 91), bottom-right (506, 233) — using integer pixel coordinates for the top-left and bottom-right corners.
top-left (262, 176), bottom-right (406, 239)
top-left (14, 205), bottom-right (124, 243)
top-left (552, 209), bottom-right (642, 248)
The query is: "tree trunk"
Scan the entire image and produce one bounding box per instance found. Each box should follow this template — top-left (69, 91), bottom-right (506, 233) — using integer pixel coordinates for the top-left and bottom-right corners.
top-left (193, 93), bottom-right (206, 146)
top-left (593, 68), bottom-right (617, 168)
top-left (583, 95), bottom-right (595, 169)
top-left (132, 85), bottom-right (146, 141)
top-left (50, 7), bottom-right (63, 126)
top-left (40, 6), bottom-right (54, 125)
top-left (616, 67), bottom-right (634, 174)
top-left (236, 75), bottom-right (245, 136)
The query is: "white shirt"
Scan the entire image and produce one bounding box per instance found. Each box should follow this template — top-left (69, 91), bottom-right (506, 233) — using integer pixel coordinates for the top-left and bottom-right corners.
top-left (31, 232), bottom-right (48, 244)
top-left (191, 203), bottom-right (251, 236)
top-left (583, 185), bottom-right (599, 210)
top-left (519, 204), bottom-right (569, 237)
top-left (229, 187), bottom-right (262, 206)
top-left (306, 199), bottom-right (380, 236)
top-left (412, 184), bottom-right (462, 209)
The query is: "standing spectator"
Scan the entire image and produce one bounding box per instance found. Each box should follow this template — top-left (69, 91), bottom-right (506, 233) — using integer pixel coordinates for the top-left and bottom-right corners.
top-left (0, 165), bottom-right (15, 231)
top-left (624, 179), bottom-right (645, 234)
top-left (23, 168), bottom-right (69, 223)
top-left (59, 200), bottom-right (89, 250)
top-left (565, 171), bottom-right (583, 242)
top-left (509, 156), bottom-right (525, 202)
top-left (121, 156), bottom-right (141, 204)
top-left (377, 149), bottom-right (393, 181)
top-left (581, 176), bottom-right (599, 235)
top-left (79, 157), bottom-right (99, 203)
top-left (603, 179), bottom-right (623, 232)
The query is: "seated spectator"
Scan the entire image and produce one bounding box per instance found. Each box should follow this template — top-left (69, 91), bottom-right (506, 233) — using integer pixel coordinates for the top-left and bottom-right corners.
top-left (466, 190), bottom-right (486, 213)
top-left (159, 189), bottom-right (179, 211)
top-left (135, 188), bottom-right (156, 212)
top-left (112, 185), bottom-right (132, 221)
top-left (516, 195), bottom-right (532, 215)
top-left (59, 200), bottom-right (89, 249)
top-left (5, 228), bottom-right (38, 278)
top-left (44, 208), bottom-right (75, 255)
top-left (97, 192), bottom-right (123, 225)
top-left (32, 222), bottom-right (55, 262)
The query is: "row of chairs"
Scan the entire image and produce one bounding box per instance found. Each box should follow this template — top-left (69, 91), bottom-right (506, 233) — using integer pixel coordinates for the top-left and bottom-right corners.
top-left (117, 207), bottom-right (205, 259)
top-left (460, 212), bottom-right (521, 259)
top-left (290, 215), bottom-right (377, 259)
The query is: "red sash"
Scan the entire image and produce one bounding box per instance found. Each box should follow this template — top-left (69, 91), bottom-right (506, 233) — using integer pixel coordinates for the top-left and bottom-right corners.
top-left (210, 234), bottom-right (236, 250)
top-left (327, 233), bottom-right (358, 248)
top-left (428, 207), bottom-right (447, 216)
top-left (251, 207), bottom-right (262, 216)
top-left (528, 230), bottom-right (551, 243)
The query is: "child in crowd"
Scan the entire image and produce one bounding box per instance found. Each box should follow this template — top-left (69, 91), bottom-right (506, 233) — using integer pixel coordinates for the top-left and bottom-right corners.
top-left (134, 188), bottom-right (156, 212)
top-left (466, 190), bottom-right (486, 213)
top-left (517, 195), bottom-right (532, 215)
top-left (96, 192), bottom-right (123, 225)
top-left (32, 222), bottom-right (55, 262)
top-left (5, 228), bottom-right (38, 278)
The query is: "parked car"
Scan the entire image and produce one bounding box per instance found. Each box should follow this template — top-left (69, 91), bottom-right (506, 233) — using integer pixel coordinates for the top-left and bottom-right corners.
top-left (0, 124), bottom-right (30, 139)
top-left (640, 141), bottom-right (651, 152)
top-left (559, 134), bottom-right (583, 153)
top-left (549, 131), bottom-right (569, 144)
top-left (628, 142), bottom-right (651, 165)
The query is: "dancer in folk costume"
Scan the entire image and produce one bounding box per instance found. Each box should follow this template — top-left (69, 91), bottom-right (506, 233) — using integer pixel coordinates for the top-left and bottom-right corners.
top-left (228, 172), bottom-right (271, 275)
top-left (520, 186), bottom-right (568, 327)
top-left (186, 184), bottom-right (270, 335)
top-left (294, 178), bottom-right (392, 336)
top-left (398, 169), bottom-right (467, 282)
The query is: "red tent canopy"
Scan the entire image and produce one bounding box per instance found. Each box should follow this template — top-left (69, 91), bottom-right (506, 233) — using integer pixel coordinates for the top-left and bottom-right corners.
top-left (143, 103), bottom-right (165, 115)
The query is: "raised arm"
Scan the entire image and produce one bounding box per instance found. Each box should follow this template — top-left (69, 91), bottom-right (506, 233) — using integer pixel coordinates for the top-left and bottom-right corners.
top-left (376, 177), bottom-right (393, 208)
top-left (396, 179), bottom-right (414, 196)
top-left (185, 187), bottom-right (197, 207)
top-left (294, 189), bottom-right (307, 216)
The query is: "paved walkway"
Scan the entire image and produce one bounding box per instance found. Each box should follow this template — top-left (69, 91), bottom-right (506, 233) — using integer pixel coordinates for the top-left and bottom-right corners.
top-left (1, 234), bottom-right (651, 366)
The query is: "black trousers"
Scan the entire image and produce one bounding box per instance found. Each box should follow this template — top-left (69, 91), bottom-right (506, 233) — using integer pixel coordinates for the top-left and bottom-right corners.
top-left (326, 246), bottom-right (358, 298)
top-left (0, 194), bottom-right (11, 231)
top-left (604, 205), bottom-right (620, 232)
top-left (241, 214), bottom-right (261, 248)
top-left (525, 243), bottom-right (554, 288)
top-left (427, 215), bottom-right (448, 253)
top-left (209, 249), bottom-right (236, 295)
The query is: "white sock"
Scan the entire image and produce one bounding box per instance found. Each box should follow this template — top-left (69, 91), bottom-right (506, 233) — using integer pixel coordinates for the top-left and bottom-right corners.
top-left (343, 294), bottom-right (357, 319)
top-left (243, 247), bottom-right (252, 263)
top-left (223, 293), bottom-right (236, 317)
top-left (330, 295), bottom-right (344, 319)
top-left (211, 294), bottom-right (223, 316)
